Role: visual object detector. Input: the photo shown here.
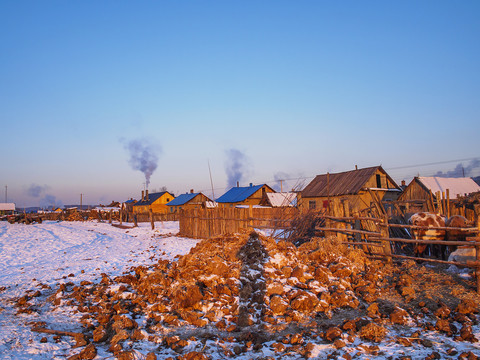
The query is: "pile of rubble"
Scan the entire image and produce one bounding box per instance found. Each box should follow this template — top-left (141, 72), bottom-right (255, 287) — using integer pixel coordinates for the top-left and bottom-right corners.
top-left (16, 231), bottom-right (480, 359)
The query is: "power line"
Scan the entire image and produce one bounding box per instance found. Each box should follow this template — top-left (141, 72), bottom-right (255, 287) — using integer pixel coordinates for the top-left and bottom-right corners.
top-left (177, 157), bottom-right (480, 197)
top-left (385, 157), bottom-right (479, 171)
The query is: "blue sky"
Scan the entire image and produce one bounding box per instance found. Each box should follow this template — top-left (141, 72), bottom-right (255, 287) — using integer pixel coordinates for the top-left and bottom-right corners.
top-left (1, 1), bottom-right (479, 207)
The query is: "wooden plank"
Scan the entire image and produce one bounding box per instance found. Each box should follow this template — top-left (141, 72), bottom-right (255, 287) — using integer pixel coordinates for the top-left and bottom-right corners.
top-left (323, 215), bottom-right (381, 222)
top-left (343, 242), bottom-right (384, 247)
top-left (380, 223), bottom-right (479, 232)
top-left (369, 236), bottom-right (480, 247)
top-left (367, 253), bottom-right (480, 268)
top-left (316, 227), bottom-right (382, 236)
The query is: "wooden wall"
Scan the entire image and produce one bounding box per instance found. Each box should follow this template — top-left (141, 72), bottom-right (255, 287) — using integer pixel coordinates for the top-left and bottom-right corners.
top-left (179, 207), bottom-right (298, 239)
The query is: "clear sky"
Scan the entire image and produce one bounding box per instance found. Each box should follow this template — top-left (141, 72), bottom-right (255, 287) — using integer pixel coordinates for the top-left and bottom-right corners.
top-left (1, 1), bottom-right (479, 207)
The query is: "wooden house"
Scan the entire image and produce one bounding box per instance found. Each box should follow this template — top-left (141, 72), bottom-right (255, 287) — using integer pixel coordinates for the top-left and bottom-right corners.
top-left (216, 183), bottom-right (275, 208)
top-left (123, 198), bottom-right (137, 213)
top-left (0, 203), bottom-right (16, 215)
top-left (166, 191), bottom-right (212, 213)
top-left (398, 176), bottom-right (480, 213)
top-left (133, 190), bottom-right (175, 214)
top-left (299, 166), bottom-right (401, 212)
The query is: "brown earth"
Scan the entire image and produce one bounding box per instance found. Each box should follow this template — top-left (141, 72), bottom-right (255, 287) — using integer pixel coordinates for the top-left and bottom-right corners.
top-left (16, 230), bottom-right (480, 359)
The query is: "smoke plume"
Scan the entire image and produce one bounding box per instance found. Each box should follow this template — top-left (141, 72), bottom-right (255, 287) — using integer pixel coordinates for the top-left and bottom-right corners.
top-left (123, 138), bottom-right (161, 188)
top-left (40, 195), bottom-right (63, 209)
top-left (435, 158), bottom-right (480, 178)
top-left (27, 184), bottom-right (49, 198)
top-left (225, 149), bottom-right (250, 188)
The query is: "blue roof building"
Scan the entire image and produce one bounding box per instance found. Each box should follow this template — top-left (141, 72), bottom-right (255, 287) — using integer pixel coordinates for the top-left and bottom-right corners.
top-left (216, 183), bottom-right (275, 207)
top-left (166, 191), bottom-right (212, 213)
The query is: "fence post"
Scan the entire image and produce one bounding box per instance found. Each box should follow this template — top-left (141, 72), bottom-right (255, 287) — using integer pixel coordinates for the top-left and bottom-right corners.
top-left (109, 210), bottom-right (112, 224)
top-left (382, 214), bottom-right (392, 262)
top-left (446, 189), bottom-right (450, 219)
top-left (149, 209), bottom-right (155, 230)
top-left (249, 205), bottom-right (253, 230)
top-left (477, 215), bottom-right (480, 294)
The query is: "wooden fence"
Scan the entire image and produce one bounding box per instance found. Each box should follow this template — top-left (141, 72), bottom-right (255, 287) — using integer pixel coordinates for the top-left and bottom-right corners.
top-left (179, 207), bottom-right (298, 239)
top-left (316, 194), bottom-right (480, 293)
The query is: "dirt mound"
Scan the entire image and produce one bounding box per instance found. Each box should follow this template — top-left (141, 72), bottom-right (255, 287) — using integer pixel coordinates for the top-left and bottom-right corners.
top-left (17, 231), bottom-right (480, 359)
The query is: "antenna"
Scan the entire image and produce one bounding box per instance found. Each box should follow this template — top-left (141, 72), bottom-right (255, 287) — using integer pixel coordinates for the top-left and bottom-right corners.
top-left (208, 160), bottom-right (215, 200)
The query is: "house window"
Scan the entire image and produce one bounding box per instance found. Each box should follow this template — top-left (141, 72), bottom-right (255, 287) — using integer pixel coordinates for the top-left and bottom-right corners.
top-left (376, 174), bottom-right (382, 188)
top-left (309, 200), bottom-right (316, 209)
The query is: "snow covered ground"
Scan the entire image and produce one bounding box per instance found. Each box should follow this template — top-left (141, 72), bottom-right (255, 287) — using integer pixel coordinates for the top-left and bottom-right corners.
top-left (0, 220), bottom-right (198, 359)
top-left (0, 220), bottom-right (479, 359)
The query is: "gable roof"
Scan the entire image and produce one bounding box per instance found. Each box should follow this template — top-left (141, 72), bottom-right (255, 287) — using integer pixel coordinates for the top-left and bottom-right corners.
top-left (302, 166), bottom-right (399, 197)
top-left (0, 203), bottom-right (15, 211)
top-left (417, 177), bottom-right (480, 199)
top-left (167, 192), bottom-right (203, 206)
top-left (216, 184), bottom-right (267, 203)
top-left (265, 192), bottom-right (297, 207)
top-left (133, 191), bottom-right (173, 206)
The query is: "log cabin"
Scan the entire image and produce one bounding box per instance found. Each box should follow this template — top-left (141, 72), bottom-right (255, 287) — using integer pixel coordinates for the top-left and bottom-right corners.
top-left (216, 183), bottom-right (275, 208)
top-left (398, 176), bottom-right (480, 214)
top-left (299, 166), bottom-right (401, 213)
top-left (166, 190), bottom-right (212, 213)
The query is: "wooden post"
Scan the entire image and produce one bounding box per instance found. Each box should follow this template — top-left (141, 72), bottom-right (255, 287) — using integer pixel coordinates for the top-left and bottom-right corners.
top-left (149, 209), bottom-right (155, 230)
top-left (446, 189), bottom-right (450, 219)
top-left (436, 191), bottom-right (442, 214)
top-left (327, 173), bottom-right (331, 214)
top-left (109, 210), bottom-right (112, 224)
top-left (382, 214), bottom-right (392, 261)
top-left (477, 215), bottom-right (480, 294)
top-left (249, 205), bottom-right (253, 230)
top-left (429, 192), bottom-right (435, 213)
top-left (120, 206), bottom-right (123, 226)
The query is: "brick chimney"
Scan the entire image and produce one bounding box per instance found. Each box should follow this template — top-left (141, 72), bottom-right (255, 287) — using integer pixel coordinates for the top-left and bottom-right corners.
top-left (146, 190), bottom-right (149, 201)
top-left (190, 189), bottom-right (194, 193)
top-left (141, 190), bottom-right (144, 201)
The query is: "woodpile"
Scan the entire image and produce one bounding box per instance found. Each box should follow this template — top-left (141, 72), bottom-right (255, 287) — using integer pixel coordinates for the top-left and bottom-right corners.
top-left (5, 214), bottom-right (43, 224)
top-left (15, 232), bottom-right (480, 359)
top-left (67, 211), bottom-right (84, 221)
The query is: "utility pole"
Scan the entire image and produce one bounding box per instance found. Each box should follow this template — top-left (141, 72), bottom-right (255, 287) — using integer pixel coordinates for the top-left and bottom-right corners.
top-left (80, 193), bottom-right (83, 210)
top-left (4, 185), bottom-right (7, 203)
top-left (208, 160), bottom-right (215, 200)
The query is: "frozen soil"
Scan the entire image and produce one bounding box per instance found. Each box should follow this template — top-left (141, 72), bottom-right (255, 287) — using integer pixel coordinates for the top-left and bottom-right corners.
top-left (5, 222), bottom-right (480, 359)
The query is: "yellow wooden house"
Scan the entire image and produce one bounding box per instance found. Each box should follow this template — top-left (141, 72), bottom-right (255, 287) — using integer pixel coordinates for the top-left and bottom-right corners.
top-left (133, 190), bottom-right (175, 214)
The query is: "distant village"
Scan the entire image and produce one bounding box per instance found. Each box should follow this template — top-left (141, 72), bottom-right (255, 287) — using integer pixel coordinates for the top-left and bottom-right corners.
top-left (2, 165), bottom-right (480, 218)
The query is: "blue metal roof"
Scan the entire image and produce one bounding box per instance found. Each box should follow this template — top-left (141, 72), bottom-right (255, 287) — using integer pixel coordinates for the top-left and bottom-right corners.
top-left (166, 193), bottom-right (200, 206)
top-left (216, 184), bottom-right (265, 203)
